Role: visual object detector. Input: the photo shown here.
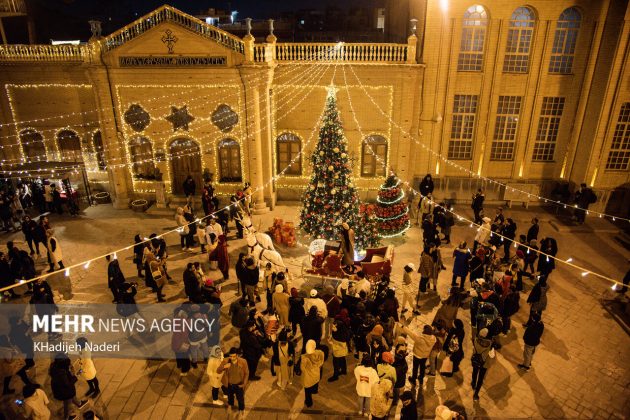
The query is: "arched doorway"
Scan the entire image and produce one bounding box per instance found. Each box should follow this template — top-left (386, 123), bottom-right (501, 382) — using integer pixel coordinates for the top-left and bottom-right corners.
top-left (169, 138), bottom-right (202, 195)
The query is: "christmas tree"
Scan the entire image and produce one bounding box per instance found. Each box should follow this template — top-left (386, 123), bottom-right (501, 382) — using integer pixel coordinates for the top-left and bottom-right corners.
top-left (356, 204), bottom-right (381, 250)
top-left (300, 85), bottom-right (378, 250)
top-left (375, 174), bottom-right (410, 237)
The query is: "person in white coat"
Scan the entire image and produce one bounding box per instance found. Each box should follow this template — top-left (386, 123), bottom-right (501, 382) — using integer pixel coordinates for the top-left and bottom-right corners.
top-left (473, 217), bottom-right (492, 253)
top-left (206, 346), bottom-right (225, 406)
top-left (75, 337), bottom-right (99, 397)
top-left (22, 384), bottom-right (51, 420)
top-left (45, 229), bottom-right (64, 272)
top-left (354, 355), bottom-right (380, 416)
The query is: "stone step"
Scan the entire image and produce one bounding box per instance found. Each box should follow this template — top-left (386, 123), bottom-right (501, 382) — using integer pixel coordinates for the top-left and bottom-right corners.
top-left (614, 231), bottom-right (630, 251)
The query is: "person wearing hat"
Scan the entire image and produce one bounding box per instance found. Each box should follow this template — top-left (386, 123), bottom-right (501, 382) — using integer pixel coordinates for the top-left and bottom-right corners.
top-left (242, 257), bottom-right (260, 304)
top-left (376, 351), bottom-right (396, 385)
top-left (206, 346), bottom-right (225, 406)
top-left (338, 221), bottom-right (356, 271)
top-left (272, 284), bottom-right (290, 325)
top-left (301, 339), bottom-right (325, 408)
top-left (399, 390), bottom-right (418, 420)
top-left (216, 347), bottom-right (249, 413)
top-left (471, 328), bottom-right (495, 401)
top-left (473, 217), bottom-right (492, 254)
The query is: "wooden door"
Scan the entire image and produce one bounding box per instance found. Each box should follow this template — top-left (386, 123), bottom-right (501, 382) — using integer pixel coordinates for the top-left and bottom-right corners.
top-left (169, 138), bottom-right (202, 195)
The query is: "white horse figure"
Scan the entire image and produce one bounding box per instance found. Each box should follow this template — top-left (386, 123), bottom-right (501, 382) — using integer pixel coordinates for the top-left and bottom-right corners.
top-left (233, 208), bottom-right (285, 269)
top-left (236, 212), bottom-right (275, 251)
top-left (246, 232), bottom-right (286, 269)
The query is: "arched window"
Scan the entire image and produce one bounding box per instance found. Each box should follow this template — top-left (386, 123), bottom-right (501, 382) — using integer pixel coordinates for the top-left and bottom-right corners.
top-left (218, 138), bottom-right (242, 182)
top-left (549, 7), bottom-right (581, 74)
top-left (19, 129), bottom-right (46, 163)
top-left (361, 135), bottom-right (387, 177)
top-left (56, 129), bottom-right (82, 162)
top-left (276, 133), bottom-right (302, 175)
top-left (92, 131), bottom-right (106, 170)
top-left (458, 5), bottom-right (488, 71)
top-left (129, 136), bottom-right (155, 178)
top-left (503, 7), bottom-right (535, 73)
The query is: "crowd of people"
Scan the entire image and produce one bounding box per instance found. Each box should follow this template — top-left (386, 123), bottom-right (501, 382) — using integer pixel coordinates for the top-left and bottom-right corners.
top-left (0, 173), bottom-right (623, 420)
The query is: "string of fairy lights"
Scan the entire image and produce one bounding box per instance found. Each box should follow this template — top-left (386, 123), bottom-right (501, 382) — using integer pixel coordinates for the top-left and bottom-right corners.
top-left (340, 65), bottom-right (625, 288)
top-left (0, 53), bottom-right (337, 177)
top-left (1, 49), bottom-right (335, 162)
top-left (0, 62), bottom-right (340, 294)
top-left (344, 64), bottom-right (630, 224)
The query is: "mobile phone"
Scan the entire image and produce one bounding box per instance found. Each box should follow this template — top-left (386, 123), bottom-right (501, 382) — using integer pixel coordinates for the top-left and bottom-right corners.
top-left (15, 399), bottom-right (23, 406)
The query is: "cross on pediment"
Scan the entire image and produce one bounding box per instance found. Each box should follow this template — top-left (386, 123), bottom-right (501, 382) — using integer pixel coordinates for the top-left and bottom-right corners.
top-left (161, 29), bottom-right (178, 54)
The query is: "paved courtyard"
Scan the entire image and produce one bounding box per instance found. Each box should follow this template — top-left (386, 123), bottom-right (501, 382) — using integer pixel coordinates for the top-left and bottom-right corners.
top-left (0, 201), bottom-right (629, 419)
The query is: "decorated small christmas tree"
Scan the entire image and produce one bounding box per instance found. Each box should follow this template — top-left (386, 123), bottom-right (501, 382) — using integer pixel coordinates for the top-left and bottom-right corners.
top-left (356, 203), bottom-right (381, 250)
top-left (375, 174), bottom-right (410, 237)
top-left (300, 85), bottom-right (378, 251)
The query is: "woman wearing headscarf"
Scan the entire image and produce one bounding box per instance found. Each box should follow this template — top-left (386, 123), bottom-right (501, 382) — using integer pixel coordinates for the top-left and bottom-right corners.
top-left (328, 309), bottom-right (351, 382)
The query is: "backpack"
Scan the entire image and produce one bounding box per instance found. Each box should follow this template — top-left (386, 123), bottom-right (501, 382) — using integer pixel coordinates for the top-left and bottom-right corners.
top-left (448, 335), bottom-right (460, 354)
top-left (476, 302), bottom-right (498, 330)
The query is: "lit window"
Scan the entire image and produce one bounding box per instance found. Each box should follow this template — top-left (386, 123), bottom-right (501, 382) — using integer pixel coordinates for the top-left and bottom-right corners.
top-left (532, 97), bottom-right (565, 161)
top-left (606, 103), bottom-right (630, 170)
top-left (361, 135), bottom-right (388, 177)
top-left (491, 96), bottom-right (522, 160)
top-left (276, 133), bottom-right (302, 175)
top-left (457, 5), bottom-right (488, 72)
top-left (57, 129), bottom-right (82, 162)
top-left (549, 7), bottom-right (581, 74)
top-left (503, 7), bottom-right (535, 73)
top-left (218, 138), bottom-right (242, 182)
top-left (19, 129), bottom-right (46, 163)
top-left (129, 136), bottom-right (155, 178)
top-left (448, 95), bottom-right (478, 160)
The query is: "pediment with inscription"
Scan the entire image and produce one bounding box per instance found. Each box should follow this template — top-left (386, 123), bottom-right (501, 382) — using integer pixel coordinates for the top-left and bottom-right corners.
top-left (103, 12), bottom-right (245, 68)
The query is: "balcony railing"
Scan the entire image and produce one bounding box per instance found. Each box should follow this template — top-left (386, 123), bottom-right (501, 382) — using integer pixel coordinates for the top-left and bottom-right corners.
top-left (103, 5), bottom-right (244, 54)
top-left (273, 42), bottom-right (409, 63)
top-left (0, 44), bottom-right (86, 62)
top-left (253, 44), bottom-right (266, 62)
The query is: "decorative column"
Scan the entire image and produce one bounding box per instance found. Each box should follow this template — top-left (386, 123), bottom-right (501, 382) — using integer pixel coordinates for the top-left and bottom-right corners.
top-left (407, 19), bottom-right (418, 64)
top-left (85, 37), bottom-right (132, 209)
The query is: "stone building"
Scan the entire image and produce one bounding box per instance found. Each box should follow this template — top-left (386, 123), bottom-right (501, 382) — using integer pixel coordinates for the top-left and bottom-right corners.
top-left (0, 2), bottom-right (628, 216)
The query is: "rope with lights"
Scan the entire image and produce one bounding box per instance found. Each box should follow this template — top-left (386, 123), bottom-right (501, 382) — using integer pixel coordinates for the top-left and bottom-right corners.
top-left (0, 63), bottom-right (341, 294)
top-left (339, 64), bottom-right (625, 288)
top-left (344, 64), bottom-right (630, 224)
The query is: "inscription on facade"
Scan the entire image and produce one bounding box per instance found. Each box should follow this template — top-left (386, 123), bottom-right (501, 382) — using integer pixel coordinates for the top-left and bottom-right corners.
top-left (119, 56), bottom-right (227, 67)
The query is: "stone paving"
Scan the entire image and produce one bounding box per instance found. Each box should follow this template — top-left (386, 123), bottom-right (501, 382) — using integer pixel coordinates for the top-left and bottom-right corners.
top-left (0, 201), bottom-right (629, 419)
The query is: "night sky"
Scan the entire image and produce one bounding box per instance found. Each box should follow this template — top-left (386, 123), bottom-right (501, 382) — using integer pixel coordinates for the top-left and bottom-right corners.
top-left (5, 0), bottom-right (382, 43)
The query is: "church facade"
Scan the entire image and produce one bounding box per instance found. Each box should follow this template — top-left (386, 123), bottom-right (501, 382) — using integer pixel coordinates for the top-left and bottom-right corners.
top-left (0, 2), bottom-right (628, 215)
